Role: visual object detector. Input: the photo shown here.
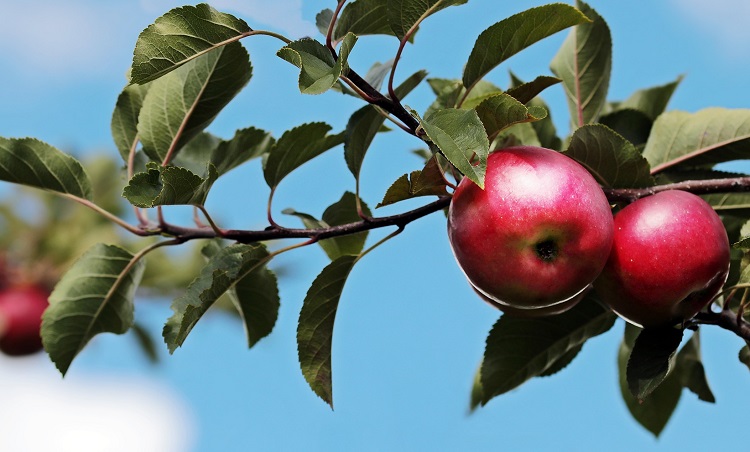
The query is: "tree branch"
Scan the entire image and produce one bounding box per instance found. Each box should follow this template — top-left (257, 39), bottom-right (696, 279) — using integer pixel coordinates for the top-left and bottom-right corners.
top-left (693, 309), bottom-right (750, 342)
top-left (143, 196), bottom-right (451, 244)
top-left (343, 69), bottom-right (420, 132)
top-left (318, 5), bottom-right (420, 134)
top-left (604, 176), bottom-right (750, 203)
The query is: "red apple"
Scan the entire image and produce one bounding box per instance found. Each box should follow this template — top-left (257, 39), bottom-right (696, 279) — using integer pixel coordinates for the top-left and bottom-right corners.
top-left (593, 190), bottom-right (730, 328)
top-left (0, 284), bottom-right (49, 356)
top-left (447, 145), bottom-right (614, 309)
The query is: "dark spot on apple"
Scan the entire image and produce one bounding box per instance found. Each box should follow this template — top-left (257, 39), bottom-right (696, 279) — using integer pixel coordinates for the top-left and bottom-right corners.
top-left (535, 239), bottom-right (558, 262)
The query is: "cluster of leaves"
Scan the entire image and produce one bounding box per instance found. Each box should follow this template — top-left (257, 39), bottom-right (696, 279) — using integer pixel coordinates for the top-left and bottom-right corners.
top-left (2, 0), bottom-right (750, 437)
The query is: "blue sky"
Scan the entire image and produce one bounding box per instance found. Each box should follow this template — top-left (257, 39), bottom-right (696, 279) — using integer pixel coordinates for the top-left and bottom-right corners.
top-left (1, 1), bottom-right (750, 451)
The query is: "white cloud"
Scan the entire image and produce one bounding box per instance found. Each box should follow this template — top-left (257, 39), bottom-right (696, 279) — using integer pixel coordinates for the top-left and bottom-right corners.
top-left (0, 2), bottom-right (115, 76)
top-left (0, 355), bottom-right (196, 452)
top-left (139, 0), bottom-right (318, 38)
top-left (669, 0), bottom-right (750, 55)
top-left (0, 0), bottom-right (317, 80)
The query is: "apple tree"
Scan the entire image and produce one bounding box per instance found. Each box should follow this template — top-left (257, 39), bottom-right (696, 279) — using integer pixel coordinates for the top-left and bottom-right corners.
top-left (2, 0), bottom-right (750, 437)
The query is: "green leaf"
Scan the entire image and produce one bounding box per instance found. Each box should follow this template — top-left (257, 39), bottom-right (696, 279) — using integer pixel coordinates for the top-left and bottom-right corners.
top-left (319, 193), bottom-right (372, 258)
top-left (213, 128), bottom-right (274, 174)
top-left (138, 42), bottom-right (252, 163)
top-left (263, 123), bottom-right (345, 189)
top-left (416, 108), bottom-right (490, 188)
top-left (626, 326), bottom-right (684, 401)
top-left (297, 255), bottom-right (359, 408)
top-left (475, 93), bottom-right (547, 141)
top-left (425, 78), bottom-right (461, 111)
top-left (344, 106), bottom-right (391, 180)
top-left (284, 192), bottom-right (372, 260)
top-left (505, 76), bottom-right (562, 105)
top-left (564, 124), bottom-right (654, 188)
top-left (316, 9), bottom-right (334, 36)
top-left (480, 295), bottom-right (616, 404)
top-left (130, 3), bottom-right (251, 84)
top-left (130, 322), bottom-right (160, 364)
top-left (550, 1), bottom-right (611, 127)
top-left (463, 4), bottom-right (590, 92)
top-left (736, 219), bottom-right (750, 253)
top-left (125, 126), bottom-right (272, 208)
top-left (202, 241), bottom-right (279, 348)
top-left (41, 243), bottom-right (146, 375)
top-left (0, 137), bottom-right (92, 200)
top-left (277, 34), bottom-right (357, 95)
top-left (387, 0), bottom-right (468, 42)
top-left (704, 193), bottom-right (750, 212)
top-left (169, 132), bottom-right (220, 173)
top-left (175, 127), bottom-right (274, 176)
top-left (598, 109), bottom-right (653, 146)
top-left (363, 60), bottom-right (395, 92)
top-left (469, 361), bottom-right (484, 413)
top-left (507, 73), bottom-right (562, 150)
top-left (538, 343), bottom-right (584, 377)
top-left (111, 82), bottom-right (151, 161)
top-left (334, 0), bottom-right (392, 41)
top-left (378, 156), bottom-right (449, 207)
top-left (642, 108), bottom-right (750, 173)
top-left (676, 331), bottom-right (715, 403)
top-left (618, 324), bottom-right (681, 437)
top-left (529, 99), bottom-right (563, 151)
top-left (740, 345), bottom-right (750, 371)
top-left (163, 243), bottom-right (271, 353)
top-left (230, 265), bottom-right (279, 348)
top-left (345, 70), bottom-right (427, 179)
top-left (615, 76), bottom-right (683, 120)
top-left (493, 122), bottom-right (541, 148)
top-left (425, 79), bottom-right (503, 117)
top-left (123, 162), bottom-right (218, 207)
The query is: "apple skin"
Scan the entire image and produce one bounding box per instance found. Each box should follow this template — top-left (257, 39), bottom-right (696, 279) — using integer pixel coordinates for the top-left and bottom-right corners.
top-left (593, 190), bottom-right (730, 328)
top-left (447, 145), bottom-right (614, 309)
top-left (471, 283), bottom-right (586, 317)
top-left (0, 285), bottom-right (49, 356)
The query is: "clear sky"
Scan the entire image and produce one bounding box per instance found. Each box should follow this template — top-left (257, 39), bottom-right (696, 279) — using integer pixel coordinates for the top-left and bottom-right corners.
top-left (1, 1), bottom-right (750, 451)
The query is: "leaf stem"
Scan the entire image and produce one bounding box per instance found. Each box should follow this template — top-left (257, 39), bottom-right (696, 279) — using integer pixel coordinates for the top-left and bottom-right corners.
top-left (61, 194), bottom-right (151, 236)
top-left (195, 205), bottom-right (224, 237)
top-left (356, 224), bottom-right (404, 263)
top-left (245, 30), bottom-right (292, 45)
top-left (326, 1), bottom-right (347, 53)
top-left (339, 76), bottom-right (378, 103)
top-left (126, 135), bottom-right (151, 227)
top-left (387, 3), bottom-right (439, 104)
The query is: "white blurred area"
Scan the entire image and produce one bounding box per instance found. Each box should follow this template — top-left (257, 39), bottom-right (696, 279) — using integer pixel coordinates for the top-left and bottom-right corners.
top-left (670, 0), bottom-right (750, 57)
top-left (0, 354), bottom-right (196, 452)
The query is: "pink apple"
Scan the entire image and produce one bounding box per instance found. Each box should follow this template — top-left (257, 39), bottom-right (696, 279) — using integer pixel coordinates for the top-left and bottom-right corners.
top-left (0, 284), bottom-right (49, 356)
top-left (447, 145), bottom-right (614, 309)
top-left (594, 190), bottom-right (730, 328)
